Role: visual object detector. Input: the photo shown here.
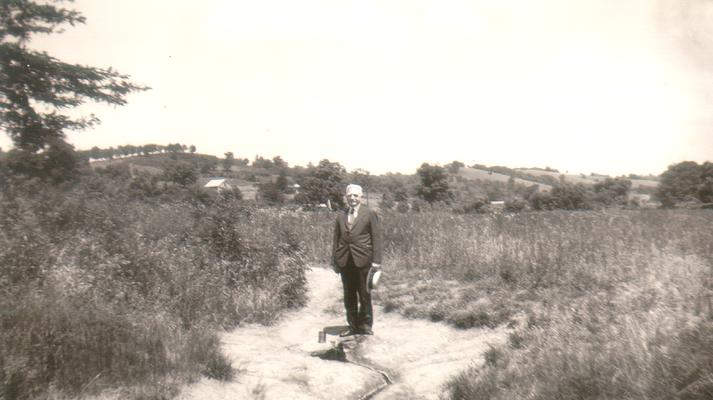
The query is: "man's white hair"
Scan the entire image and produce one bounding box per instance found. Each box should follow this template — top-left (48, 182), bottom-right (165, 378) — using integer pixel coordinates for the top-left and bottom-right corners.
top-left (346, 184), bottom-right (363, 195)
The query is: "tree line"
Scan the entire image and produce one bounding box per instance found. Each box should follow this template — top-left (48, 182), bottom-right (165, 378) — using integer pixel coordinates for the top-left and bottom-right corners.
top-left (410, 162), bottom-right (641, 212)
top-left (0, 0), bottom-right (708, 212)
top-left (78, 143), bottom-right (197, 161)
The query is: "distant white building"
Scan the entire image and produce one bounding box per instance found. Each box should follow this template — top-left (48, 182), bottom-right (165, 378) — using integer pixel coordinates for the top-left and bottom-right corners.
top-left (204, 178), bottom-right (232, 192)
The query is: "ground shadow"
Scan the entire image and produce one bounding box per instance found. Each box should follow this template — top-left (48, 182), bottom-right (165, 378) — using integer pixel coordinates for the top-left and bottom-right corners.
top-left (311, 342), bottom-right (347, 362)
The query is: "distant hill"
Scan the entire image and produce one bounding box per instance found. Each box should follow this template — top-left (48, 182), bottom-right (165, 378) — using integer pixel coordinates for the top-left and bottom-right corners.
top-left (458, 167), bottom-right (552, 191)
top-left (90, 153), bottom-right (254, 198)
top-left (517, 168), bottom-right (658, 189)
top-left (90, 152), bottom-right (218, 169)
top-left (456, 166), bottom-right (658, 193)
top-left (88, 153), bottom-right (659, 203)
top-left (517, 168), bottom-right (600, 185)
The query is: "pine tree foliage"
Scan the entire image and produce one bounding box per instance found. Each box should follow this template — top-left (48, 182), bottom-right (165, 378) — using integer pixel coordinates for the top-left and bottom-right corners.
top-left (0, 0), bottom-right (147, 169)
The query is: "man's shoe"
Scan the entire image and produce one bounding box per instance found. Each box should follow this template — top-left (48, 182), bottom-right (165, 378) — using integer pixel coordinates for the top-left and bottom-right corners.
top-left (359, 328), bottom-right (373, 335)
top-left (339, 329), bottom-right (356, 337)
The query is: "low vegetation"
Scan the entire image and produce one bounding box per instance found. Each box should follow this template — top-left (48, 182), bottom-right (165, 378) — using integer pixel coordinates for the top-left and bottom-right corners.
top-left (0, 171), bottom-right (308, 399)
top-left (236, 205), bottom-right (713, 399)
top-left (3, 143), bottom-right (712, 399)
top-left (371, 210), bottom-right (713, 399)
top-left (4, 1), bottom-right (711, 397)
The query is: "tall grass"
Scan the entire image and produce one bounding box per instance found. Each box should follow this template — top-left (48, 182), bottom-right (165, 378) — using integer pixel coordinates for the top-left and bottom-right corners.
top-left (287, 206), bottom-right (713, 398)
top-left (377, 210), bottom-right (713, 326)
top-left (5, 173), bottom-right (710, 400)
top-left (135, 202), bottom-right (713, 398)
top-left (0, 179), bottom-right (308, 399)
top-left (368, 209), bottom-right (713, 399)
top-left (444, 252), bottom-right (713, 399)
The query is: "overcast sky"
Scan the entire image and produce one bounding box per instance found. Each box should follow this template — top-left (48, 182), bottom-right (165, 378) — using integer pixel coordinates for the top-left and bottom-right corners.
top-left (4, 0), bottom-right (713, 175)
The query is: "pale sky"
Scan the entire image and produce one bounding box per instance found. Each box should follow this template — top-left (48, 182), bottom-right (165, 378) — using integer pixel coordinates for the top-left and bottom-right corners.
top-left (4, 0), bottom-right (713, 175)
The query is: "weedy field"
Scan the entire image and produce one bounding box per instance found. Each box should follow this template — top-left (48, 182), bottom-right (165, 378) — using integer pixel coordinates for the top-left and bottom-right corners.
top-left (387, 210), bottom-right (713, 399)
top-left (0, 179), bottom-right (309, 399)
top-left (2, 173), bottom-right (712, 400)
top-left (292, 208), bottom-right (713, 399)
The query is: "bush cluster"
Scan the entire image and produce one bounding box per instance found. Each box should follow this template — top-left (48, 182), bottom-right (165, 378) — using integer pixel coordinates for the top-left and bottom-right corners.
top-left (657, 161), bottom-right (713, 207)
top-left (0, 172), bottom-right (307, 399)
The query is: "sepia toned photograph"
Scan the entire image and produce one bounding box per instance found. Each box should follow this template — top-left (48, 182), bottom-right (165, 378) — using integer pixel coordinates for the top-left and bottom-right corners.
top-left (1, 1), bottom-right (712, 399)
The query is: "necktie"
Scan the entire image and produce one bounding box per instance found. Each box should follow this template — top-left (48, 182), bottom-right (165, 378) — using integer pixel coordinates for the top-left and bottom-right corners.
top-left (348, 208), bottom-right (355, 226)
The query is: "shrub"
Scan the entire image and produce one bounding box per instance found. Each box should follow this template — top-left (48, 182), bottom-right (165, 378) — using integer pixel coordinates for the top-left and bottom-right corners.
top-left (416, 163), bottom-right (451, 203)
top-left (459, 197), bottom-right (489, 214)
top-left (528, 191), bottom-right (557, 210)
top-left (549, 183), bottom-right (591, 210)
top-left (128, 170), bottom-right (162, 198)
top-left (657, 161), bottom-right (713, 207)
top-left (161, 161), bottom-right (197, 187)
top-left (257, 180), bottom-right (285, 205)
top-left (504, 198), bottom-right (527, 212)
top-left (592, 177), bottom-right (632, 206)
top-left (396, 201), bottom-right (410, 213)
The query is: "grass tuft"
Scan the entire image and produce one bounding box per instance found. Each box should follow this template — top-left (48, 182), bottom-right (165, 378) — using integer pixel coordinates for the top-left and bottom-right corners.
top-left (202, 352), bottom-right (234, 381)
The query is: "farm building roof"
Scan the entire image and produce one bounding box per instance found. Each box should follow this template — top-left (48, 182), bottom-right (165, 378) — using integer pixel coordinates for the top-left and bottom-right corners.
top-left (204, 178), bottom-right (227, 188)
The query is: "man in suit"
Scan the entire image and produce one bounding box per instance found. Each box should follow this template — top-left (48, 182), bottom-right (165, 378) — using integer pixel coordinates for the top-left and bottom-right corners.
top-left (331, 184), bottom-right (383, 336)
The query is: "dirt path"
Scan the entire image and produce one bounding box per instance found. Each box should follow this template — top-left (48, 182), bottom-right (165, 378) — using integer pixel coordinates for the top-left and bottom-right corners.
top-left (177, 266), bottom-right (508, 400)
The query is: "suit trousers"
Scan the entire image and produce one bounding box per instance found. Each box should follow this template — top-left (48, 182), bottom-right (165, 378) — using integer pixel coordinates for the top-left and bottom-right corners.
top-left (340, 255), bottom-right (373, 331)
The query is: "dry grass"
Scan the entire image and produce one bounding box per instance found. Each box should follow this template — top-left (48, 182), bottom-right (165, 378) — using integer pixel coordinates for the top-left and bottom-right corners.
top-left (288, 207), bottom-right (713, 399)
top-left (386, 209), bottom-right (713, 400)
top-left (445, 255), bottom-right (713, 399)
top-left (285, 207), bottom-right (713, 398)
top-left (0, 181), bottom-right (308, 399)
top-left (4, 172), bottom-right (710, 400)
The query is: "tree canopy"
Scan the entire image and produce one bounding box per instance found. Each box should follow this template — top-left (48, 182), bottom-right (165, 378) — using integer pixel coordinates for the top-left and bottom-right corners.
top-left (416, 163), bottom-right (451, 203)
top-left (295, 159), bottom-right (346, 209)
top-left (222, 152), bottom-right (234, 171)
top-left (657, 161), bottom-right (713, 207)
top-left (0, 0), bottom-right (147, 180)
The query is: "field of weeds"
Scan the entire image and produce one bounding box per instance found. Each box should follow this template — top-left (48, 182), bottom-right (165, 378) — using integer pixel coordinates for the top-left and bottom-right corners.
top-left (0, 179), bottom-right (308, 399)
top-left (3, 177), bottom-right (712, 400)
top-left (376, 210), bottom-right (713, 399)
top-left (289, 208), bottom-right (713, 398)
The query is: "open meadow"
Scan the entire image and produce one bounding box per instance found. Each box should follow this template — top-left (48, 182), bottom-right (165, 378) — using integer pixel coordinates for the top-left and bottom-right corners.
top-left (292, 208), bottom-right (713, 399)
top-left (4, 0), bottom-right (713, 398)
top-left (2, 168), bottom-right (712, 399)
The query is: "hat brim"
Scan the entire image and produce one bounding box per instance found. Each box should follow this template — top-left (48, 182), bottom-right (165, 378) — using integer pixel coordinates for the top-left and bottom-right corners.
top-left (367, 269), bottom-right (381, 293)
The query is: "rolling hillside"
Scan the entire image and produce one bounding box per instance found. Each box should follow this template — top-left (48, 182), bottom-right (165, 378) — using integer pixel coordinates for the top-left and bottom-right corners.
top-left (457, 166), bottom-right (658, 192)
top-left (457, 167), bottom-right (552, 191)
top-left (88, 153), bottom-right (658, 204)
top-left (517, 168), bottom-right (659, 188)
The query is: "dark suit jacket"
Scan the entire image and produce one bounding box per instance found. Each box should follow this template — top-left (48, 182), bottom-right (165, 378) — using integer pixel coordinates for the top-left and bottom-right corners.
top-left (332, 205), bottom-right (383, 269)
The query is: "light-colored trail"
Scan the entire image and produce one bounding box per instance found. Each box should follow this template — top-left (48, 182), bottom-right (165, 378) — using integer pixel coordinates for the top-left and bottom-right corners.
top-left (177, 266), bottom-right (508, 400)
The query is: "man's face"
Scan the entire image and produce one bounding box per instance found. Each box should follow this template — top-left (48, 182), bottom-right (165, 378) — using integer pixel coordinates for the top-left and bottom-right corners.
top-left (346, 191), bottom-right (362, 208)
